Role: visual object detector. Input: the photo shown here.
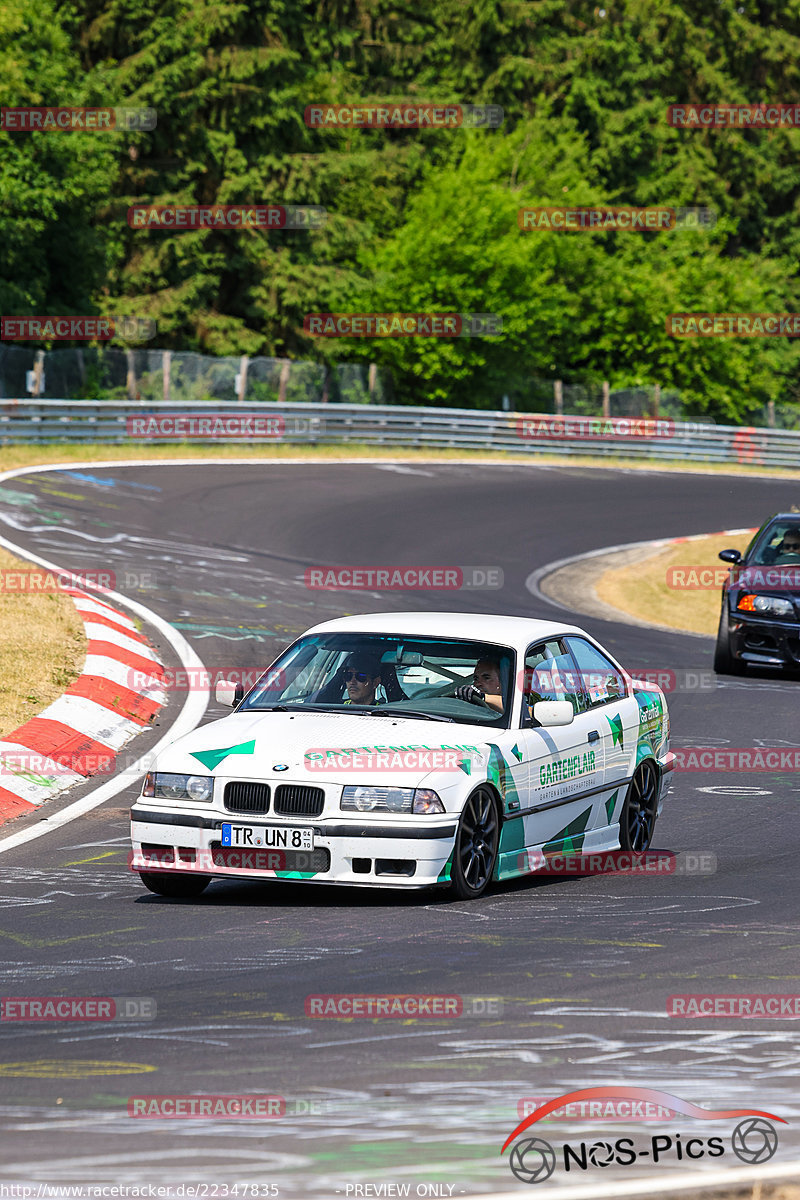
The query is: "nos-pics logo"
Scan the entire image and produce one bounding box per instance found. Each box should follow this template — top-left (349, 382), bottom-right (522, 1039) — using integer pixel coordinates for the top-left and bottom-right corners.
top-left (501, 1087), bottom-right (784, 1184)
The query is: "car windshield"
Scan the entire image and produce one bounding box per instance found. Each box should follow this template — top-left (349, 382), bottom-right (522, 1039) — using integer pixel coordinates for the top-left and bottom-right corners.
top-left (747, 522), bottom-right (800, 565)
top-left (238, 633), bottom-right (515, 727)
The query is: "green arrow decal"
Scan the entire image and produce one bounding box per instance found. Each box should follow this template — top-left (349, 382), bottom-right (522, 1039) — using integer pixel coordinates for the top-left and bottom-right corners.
top-left (607, 713), bottom-right (624, 748)
top-left (511, 743), bottom-right (523, 763)
top-left (190, 740), bottom-right (256, 771)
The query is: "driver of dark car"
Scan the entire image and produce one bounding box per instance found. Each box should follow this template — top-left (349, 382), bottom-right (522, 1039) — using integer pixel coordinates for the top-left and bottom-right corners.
top-left (775, 529), bottom-right (800, 559)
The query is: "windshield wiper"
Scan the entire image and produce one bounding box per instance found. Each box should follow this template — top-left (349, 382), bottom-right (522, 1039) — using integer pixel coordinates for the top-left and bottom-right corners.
top-left (246, 704), bottom-right (297, 712)
top-left (374, 707), bottom-right (454, 723)
top-left (282, 704), bottom-right (454, 723)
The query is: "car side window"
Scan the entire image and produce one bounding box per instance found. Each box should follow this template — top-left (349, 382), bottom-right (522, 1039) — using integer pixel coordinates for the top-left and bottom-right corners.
top-left (564, 637), bottom-right (627, 709)
top-left (522, 639), bottom-right (583, 722)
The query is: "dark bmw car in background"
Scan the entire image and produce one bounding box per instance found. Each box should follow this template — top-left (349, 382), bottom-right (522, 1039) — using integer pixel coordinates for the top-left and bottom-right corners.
top-left (714, 512), bottom-right (800, 675)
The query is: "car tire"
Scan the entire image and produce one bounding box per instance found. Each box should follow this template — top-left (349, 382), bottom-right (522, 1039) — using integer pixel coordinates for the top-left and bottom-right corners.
top-left (713, 605), bottom-right (744, 675)
top-left (619, 761), bottom-right (659, 853)
top-left (139, 871), bottom-right (211, 898)
top-left (450, 787), bottom-right (500, 900)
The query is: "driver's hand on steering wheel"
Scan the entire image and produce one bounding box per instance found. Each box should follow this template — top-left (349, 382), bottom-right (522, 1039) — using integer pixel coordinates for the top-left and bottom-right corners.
top-left (454, 683), bottom-right (485, 704)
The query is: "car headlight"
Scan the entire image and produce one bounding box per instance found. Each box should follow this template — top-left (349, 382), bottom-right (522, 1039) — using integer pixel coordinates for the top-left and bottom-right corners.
top-left (340, 786), bottom-right (445, 814)
top-left (737, 593), bottom-right (795, 617)
top-left (142, 772), bottom-right (214, 802)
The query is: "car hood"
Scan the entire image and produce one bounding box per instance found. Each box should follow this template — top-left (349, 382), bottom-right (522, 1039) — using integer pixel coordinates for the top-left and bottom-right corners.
top-left (151, 709), bottom-right (492, 785)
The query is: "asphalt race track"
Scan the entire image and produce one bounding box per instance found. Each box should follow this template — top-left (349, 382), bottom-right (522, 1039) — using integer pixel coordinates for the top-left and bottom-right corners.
top-left (1, 459), bottom-right (800, 1196)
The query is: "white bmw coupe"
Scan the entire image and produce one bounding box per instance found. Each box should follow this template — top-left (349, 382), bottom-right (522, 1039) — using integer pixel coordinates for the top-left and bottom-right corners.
top-left (130, 612), bottom-right (673, 900)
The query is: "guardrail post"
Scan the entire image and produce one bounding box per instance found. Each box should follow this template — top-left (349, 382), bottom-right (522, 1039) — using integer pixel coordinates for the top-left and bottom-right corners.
top-left (163, 350), bottom-right (171, 404)
top-left (278, 360), bottom-right (290, 403)
top-left (602, 380), bottom-right (610, 418)
top-left (554, 379), bottom-right (563, 416)
top-left (32, 351), bottom-right (45, 398)
top-left (126, 349), bottom-right (138, 401)
top-left (237, 355), bottom-right (249, 403)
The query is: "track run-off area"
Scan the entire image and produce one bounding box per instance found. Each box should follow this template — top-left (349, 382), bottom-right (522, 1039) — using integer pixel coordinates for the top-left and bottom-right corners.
top-left (0, 458), bottom-right (799, 1197)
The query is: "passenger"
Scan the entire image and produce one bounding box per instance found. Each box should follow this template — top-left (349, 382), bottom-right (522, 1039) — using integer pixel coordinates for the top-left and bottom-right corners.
top-left (453, 657), bottom-right (504, 713)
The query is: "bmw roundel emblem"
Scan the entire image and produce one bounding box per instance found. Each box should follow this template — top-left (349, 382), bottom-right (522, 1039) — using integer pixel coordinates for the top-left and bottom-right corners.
top-left (273, 763), bottom-right (289, 772)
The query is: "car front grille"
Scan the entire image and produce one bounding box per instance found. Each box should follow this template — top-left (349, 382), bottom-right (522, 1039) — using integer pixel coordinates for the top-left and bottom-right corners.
top-left (274, 784), bottom-right (325, 817)
top-left (224, 781), bottom-right (271, 814)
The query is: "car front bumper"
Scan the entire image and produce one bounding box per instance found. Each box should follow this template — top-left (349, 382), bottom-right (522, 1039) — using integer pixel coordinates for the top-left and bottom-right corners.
top-left (728, 611), bottom-right (800, 668)
top-left (130, 806), bottom-right (458, 888)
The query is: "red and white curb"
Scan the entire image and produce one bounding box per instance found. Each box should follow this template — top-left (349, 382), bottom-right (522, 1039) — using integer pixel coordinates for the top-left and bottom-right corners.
top-left (0, 587), bottom-right (167, 825)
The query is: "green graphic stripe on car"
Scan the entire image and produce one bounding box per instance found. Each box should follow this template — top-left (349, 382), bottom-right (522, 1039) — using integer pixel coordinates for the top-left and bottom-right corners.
top-left (485, 743), bottom-right (522, 811)
top-left (605, 789), bottom-right (620, 823)
top-left (437, 849), bottom-right (454, 884)
top-left (607, 713), bottom-right (624, 748)
top-left (542, 807), bottom-right (592, 855)
top-left (190, 740), bottom-right (256, 771)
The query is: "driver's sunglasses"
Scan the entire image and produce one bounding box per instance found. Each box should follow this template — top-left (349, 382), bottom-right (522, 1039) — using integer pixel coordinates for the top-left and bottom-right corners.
top-left (784, 540), bottom-right (800, 550)
top-left (345, 669), bottom-right (371, 682)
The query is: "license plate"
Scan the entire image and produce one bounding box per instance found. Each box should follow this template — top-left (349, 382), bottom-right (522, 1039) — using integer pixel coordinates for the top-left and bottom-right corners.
top-left (221, 823), bottom-right (315, 851)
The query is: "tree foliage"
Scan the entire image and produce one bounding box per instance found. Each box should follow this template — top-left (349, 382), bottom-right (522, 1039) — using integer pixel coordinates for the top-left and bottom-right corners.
top-left (3, 0), bottom-right (800, 418)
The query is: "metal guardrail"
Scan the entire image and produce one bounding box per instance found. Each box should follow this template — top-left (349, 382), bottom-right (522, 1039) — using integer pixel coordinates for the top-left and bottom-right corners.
top-left (0, 399), bottom-right (798, 468)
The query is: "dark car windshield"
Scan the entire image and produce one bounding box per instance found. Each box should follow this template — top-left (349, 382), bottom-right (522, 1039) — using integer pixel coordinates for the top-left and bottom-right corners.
top-left (747, 522), bottom-right (800, 565)
top-left (237, 632), bottom-right (515, 727)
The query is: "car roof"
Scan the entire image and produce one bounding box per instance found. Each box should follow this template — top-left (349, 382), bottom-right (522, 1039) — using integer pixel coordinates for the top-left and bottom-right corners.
top-left (303, 611), bottom-right (585, 648)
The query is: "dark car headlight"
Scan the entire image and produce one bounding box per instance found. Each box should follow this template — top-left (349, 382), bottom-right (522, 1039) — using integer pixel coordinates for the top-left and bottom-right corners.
top-left (737, 593), bottom-right (795, 618)
top-left (142, 772), bottom-right (214, 802)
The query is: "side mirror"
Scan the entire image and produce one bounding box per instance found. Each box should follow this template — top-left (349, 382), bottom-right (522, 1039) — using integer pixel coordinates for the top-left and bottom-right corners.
top-left (533, 700), bottom-right (575, 727)
top-left (215, 680), bottom-right (244, 707)
top-left (719, 549), bottom-right (742, 564)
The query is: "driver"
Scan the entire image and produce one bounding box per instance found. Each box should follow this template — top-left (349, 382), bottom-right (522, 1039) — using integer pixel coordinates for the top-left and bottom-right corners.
top-left (775, 528), bottom-right (800, 559)
top-left (453, 657), bottom-right (504, 713)
top-left (342, 655), bottom-right (384, 707)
